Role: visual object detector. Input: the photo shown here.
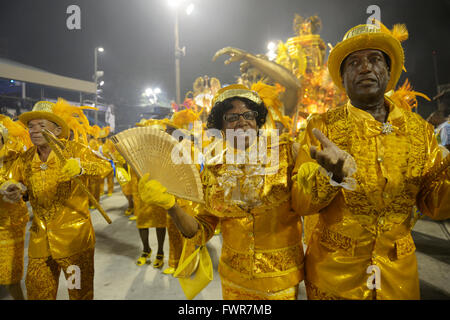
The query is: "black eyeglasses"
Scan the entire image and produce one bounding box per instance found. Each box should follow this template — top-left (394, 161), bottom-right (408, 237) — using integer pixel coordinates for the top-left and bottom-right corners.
top-left (223, 111), bottom-right (258, 123)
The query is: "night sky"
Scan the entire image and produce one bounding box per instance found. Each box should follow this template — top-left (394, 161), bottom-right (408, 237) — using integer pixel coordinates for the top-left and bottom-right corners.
top-left (1, 0), bottom-right (449, 118)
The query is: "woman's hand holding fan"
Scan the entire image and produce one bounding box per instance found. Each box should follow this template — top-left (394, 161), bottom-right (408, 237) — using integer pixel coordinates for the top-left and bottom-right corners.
top-left (138, 173), bottom-right (176, 210)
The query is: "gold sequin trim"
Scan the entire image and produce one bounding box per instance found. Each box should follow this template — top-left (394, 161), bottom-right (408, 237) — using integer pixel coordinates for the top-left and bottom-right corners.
top-left (319, 226), bottom-right (355, 255)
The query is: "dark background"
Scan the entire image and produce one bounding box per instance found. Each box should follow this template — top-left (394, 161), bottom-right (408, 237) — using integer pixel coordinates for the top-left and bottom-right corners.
top-left (0, 0), bottom-right (449, 119)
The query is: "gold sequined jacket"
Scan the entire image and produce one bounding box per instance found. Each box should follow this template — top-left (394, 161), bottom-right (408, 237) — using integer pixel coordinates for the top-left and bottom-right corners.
top-left (8, 140), bottom-right (112, 259)
top-left (193, 136), bottom-right (304, 293)
top-left (292, 99), bottom-right (450, 300)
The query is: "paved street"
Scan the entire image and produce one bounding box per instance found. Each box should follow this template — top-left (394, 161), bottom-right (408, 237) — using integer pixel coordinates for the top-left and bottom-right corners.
top-left (1, 182), bottom-right (449, 300)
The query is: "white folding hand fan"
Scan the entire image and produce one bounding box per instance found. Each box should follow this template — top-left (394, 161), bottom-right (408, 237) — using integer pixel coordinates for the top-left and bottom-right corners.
top-left (111, 127), bottom-right (204, 203)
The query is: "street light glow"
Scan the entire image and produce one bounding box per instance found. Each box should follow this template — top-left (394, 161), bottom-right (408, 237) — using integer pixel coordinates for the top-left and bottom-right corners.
top-left (267, 42), bottom-right (276, 51)
top-left (145, 88), bottom-right (153, 96)
top-left (168, 0), bottom-right (183, 8)
top-left (97, 47), bottom-right (104, 53)
top-left (99, 80), bottom-right (105, 86)
top-left (186, 3), bottom-right (194, 15)
top-left (267, 41), bottom-right (278, 61)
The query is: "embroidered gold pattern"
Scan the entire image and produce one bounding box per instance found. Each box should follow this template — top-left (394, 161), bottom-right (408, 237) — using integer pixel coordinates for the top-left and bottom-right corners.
top-left (395, 234), bottom-right (416, 259)
top-left (221, 244), bottom-right (302, 277)
top-left (319, 227), bottom-right (355, 255)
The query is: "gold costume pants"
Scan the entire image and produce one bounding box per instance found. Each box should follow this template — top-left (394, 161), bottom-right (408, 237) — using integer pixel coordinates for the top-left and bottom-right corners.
top-left (25, 248), bottom-right (95, 300)
top-left (0, 225), bottom-right (26, 285)
top-left (106, 172), bottom-right (114, 194)
top-left (221, 278), bottom-right (299, 300)
top-left (167, 216), bottom-right (183, 268)
top-left (88, 178), bottom-right (102, 205)
top-left (99, 179), bottom-right (105, 195)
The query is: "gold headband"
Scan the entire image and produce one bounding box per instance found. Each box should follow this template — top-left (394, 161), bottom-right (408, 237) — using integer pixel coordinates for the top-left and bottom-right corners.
top-left (212, 84), bottom-right (263, 106)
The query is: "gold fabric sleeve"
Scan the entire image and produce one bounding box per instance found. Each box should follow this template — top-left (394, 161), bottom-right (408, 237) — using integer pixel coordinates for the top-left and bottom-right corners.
top-left (291, 114), bottom-right (340, 216)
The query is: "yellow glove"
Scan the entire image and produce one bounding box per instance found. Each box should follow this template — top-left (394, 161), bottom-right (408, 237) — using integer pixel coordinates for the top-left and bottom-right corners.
top-left (116, 167), bottom-right (131, 186)
top-left (292, 162), bottom-right (320, 194)
top-left (61, 158), bottom-right (82, 179)
top-left (138, 173), bottom-right (175, 210)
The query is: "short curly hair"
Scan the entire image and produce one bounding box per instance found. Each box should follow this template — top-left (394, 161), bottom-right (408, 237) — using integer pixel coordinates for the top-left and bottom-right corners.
top-left (206, 97), bottom-right (268, 130)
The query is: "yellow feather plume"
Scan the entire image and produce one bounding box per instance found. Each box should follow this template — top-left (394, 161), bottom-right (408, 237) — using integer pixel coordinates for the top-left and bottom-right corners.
top-left (172, 109), bottom-right (200, 129)
top-left (0, 115), bottom-right (32, 148)
top-left (373, 19), bottom-right (408, 72)
top-left (89, 125), bottom-right (101, 139)
top-left (53, 98), bottom-right (98, 143)
top-left (390, 79), bottom-right (430, 111)
top-left (373, 19), bottom-right (408, 43)
top-left (391, 24), bottom-right (409, 42)
top-left (251, 81), bottom-right (291, 129)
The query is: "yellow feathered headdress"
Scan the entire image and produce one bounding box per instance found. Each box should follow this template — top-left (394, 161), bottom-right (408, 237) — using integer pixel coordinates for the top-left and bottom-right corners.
top-left (0, 114), bottom-right (32, 149)
top-left (251, 81), bottom-right (291, 129)
top-left (89, 125), bottom-right (102, 139)
top-left (53, 98), bottom-right (98, 143)
top-left (172, 109), bottom-right (201, 130)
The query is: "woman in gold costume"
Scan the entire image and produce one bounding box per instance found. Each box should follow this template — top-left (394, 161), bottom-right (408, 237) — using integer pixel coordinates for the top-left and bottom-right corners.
top-left (139, 84), bottom-right (304, 300)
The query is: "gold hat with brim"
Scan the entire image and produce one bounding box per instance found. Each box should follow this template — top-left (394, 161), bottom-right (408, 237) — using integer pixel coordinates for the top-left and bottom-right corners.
top-left (212, 84), bottom-right (263, 107)
top-left (328, 23), bottom-right (404, 92)
top-left (19, 101), bottom-right (69, 138)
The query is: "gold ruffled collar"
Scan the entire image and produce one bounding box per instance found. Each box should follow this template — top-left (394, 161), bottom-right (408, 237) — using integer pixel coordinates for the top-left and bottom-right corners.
top-left (346, 97), bottom-right (407, 137)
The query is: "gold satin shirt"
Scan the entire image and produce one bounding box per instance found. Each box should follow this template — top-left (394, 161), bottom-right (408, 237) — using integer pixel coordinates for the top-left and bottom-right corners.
top-left (194, 137), bottom-right (304, 293)
top-left (292, 99), bottom-right (450, 300)
top-left (8, 140), bottom-right (112, 259)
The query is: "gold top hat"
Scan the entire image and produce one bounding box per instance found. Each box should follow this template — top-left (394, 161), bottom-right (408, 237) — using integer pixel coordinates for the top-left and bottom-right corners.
top-left (328, 22), bottom-right (406, 92)
top-left (19, 101), bottom-right (69, 138)
top-left (212, 84), bottom-right (262, 107)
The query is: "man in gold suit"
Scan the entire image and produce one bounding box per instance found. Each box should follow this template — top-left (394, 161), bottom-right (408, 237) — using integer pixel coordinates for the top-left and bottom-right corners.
top-left (291, 23), bottom-right (450, 299)
top-left (2, 100), bottom-right (112, 300)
